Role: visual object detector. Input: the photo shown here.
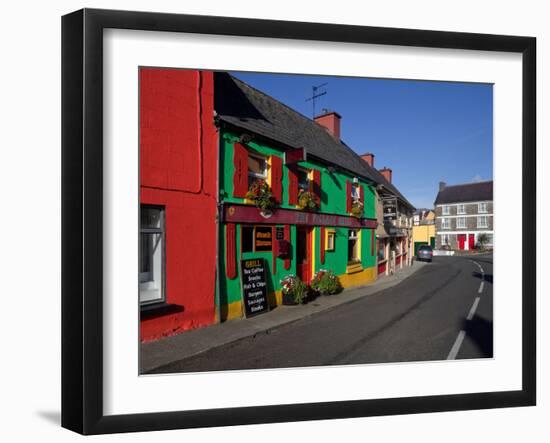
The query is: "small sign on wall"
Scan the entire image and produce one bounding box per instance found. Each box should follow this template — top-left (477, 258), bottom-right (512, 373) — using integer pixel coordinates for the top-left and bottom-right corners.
top-left (254, 226), bottom-right (273, 251)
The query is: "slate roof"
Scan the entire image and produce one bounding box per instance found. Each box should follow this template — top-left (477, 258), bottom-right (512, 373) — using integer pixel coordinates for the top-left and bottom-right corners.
top-left (434, 181), bottom-right (493, 205)
top-left (214, 72), bottom-right (414, 209)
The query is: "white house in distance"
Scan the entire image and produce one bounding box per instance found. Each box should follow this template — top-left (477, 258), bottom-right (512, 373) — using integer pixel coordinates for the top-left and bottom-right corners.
top-left (434, 180), bottom-right (493, 251)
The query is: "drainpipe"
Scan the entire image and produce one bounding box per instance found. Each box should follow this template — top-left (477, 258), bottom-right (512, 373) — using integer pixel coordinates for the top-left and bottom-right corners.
top-left (214, 119), bottom-right (222, 324)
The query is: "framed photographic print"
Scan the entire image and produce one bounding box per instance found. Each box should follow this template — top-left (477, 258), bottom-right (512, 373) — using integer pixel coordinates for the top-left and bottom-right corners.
top-left (61, 8), bottom-right (536, 435)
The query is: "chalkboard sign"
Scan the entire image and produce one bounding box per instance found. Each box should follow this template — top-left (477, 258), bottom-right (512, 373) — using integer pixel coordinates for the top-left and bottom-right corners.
top-left (240, 258), bottom-right (269, 317)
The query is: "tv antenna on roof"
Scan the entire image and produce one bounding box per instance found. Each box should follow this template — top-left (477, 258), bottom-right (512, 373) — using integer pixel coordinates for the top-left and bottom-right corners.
top-left (305, 83), bottom-right (328, 118)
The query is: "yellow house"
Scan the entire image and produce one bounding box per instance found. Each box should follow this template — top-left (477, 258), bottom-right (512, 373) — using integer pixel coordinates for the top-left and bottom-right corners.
top-left (412, 209), bottom-right (435, 254)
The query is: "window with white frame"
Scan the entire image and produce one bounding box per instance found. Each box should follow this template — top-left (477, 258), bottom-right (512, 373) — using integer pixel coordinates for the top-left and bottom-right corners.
top-left (297, 168), bottom-right (311, 194)
top-left (478, 202), bottom-right (488, 213)
top-left (441, 218), bottom-right (451, 229)
top-left (442, 205), bottom-right (450, 215)
top-left (139, 206), bottom-right (165, 305)
top-left (351, 183), bottom-right (360, 201)
top-left (456, 217), bottom-right (466, 228)
top-left (348, 229), bottom-right (360, 264)
top-left (326, 230), bottom-right (335, 251)
top-left (457, 204), bottom-right (466, 214)
top-left (441, 234), bottom-right (450, 246)
top-left (378, 241), bottom-right (385, 261)
top-left (247, 152), bottom-right (268, 188)
top-left (477, 216), bottom-right (489, 228)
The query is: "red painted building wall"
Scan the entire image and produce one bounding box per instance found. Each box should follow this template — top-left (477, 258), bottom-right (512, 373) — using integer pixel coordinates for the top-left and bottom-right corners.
top-left (140, 68), bottom-right (218, 342)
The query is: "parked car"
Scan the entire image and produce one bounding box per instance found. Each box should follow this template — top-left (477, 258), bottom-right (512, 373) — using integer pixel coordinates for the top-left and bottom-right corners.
top-left (416, 245), bottom-right (433, 262)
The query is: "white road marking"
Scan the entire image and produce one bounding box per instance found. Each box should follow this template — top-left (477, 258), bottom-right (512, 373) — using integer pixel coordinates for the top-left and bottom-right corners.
top-left (467, 297), bottom-right (480, 320)
top-left (447, 330), bottom-right (466, 360)
top-left (448, 260), bottom-right (487, 360)
top-left (471, 260), bottom-right (485, 294)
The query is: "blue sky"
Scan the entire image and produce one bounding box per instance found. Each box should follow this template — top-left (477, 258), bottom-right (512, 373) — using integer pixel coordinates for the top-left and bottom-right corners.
top-left (231, 71), bottom-right (493, 209)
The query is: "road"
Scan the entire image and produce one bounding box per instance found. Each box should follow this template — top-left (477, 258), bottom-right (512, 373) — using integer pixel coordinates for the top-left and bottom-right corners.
top-left (149, 254), bottom-right (493, 374)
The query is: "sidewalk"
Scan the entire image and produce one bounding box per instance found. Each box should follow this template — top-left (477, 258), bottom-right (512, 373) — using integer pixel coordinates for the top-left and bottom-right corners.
top-left (453, 249), bottom-right (494, 257)
top-left (140, 260), bottom-right (428, 373)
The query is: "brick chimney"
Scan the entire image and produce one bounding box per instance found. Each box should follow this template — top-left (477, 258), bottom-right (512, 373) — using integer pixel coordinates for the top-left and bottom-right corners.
top-left (361, 153), bottom-right (375, 167)
top-left (439, 181), bottom-right (446, 191)
top-left (379, 167), bottom-right (392, 183)
top-left (314, 111), bottom-right (341, 141)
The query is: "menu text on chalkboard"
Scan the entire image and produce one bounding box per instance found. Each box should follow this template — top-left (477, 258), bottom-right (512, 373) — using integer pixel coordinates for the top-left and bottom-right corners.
top-left (240, 258), bottom-right (269, 317)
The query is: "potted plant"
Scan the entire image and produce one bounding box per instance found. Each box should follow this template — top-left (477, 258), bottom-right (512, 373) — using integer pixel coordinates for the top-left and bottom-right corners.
top-left (246, 179), bottom-right (275, 215)
top-left (310, 269), bottom-right (343, 296)
top-left (297, 189), bottom-right (319, 211)
top-left (280, 275), bottom-right (309, 305)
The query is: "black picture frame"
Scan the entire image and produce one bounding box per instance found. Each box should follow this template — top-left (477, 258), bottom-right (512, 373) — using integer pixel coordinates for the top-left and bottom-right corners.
top-left (61, 8), bottom-right (536, 435)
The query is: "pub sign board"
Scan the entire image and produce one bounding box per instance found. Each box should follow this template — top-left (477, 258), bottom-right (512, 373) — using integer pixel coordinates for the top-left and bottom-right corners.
top-left (224, 204), bottom-right (378, 229)
top-left (240, 258), bottom-right (269, 317)
top-left (254, 226), bottom-right (273, 251)
top-left (383, 197), bottom-right (398, 221)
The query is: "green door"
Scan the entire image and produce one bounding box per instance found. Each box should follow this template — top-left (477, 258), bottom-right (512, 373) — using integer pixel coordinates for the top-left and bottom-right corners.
top-left (430, 237), bottom-right (436, 248)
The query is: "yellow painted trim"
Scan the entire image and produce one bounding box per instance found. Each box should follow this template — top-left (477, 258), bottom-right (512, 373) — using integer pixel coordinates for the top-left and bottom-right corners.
top-left (346, 228), bottom-right (362, 264)
top-left (268, 290), bottom-right (283, 307)
top-left (222, 265), bottom-right (377, 322)
top-left (358, 228), bottom-right (362, 260)
top-left (222, 291), bottom-right (283, 322)
top-left (267, 154), bottom-right (273, 188)
top-left (346, 262), bottom-right (363, 274)
top-left (311, 227), bottom-right (316, 281)
top-left (339, 266), bottom-right (377, 288)
top-left (223, 300), bottom-right (244, 321)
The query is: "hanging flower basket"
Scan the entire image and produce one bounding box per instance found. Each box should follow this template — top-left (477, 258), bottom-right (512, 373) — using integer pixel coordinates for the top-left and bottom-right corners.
top-left (350, 199), bottom-right (363, 218)
top-left (297, 190), bottom-right (319, 211)
top-left (246, 179), bottom-right (275, 212)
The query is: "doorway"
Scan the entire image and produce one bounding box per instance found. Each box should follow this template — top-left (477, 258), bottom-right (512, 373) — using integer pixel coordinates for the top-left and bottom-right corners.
top-left (468, 234), bottom-right (475, 250)
top-left (296, 226), bottom-right (312, 283)
top-left (457, 234), bottom-right (466, 250)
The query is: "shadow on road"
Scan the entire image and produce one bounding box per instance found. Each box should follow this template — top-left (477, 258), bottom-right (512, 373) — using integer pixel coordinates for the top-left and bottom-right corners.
top-left (462, 315), bottom-right (493, 357)
top-left (472, 271), bottom-right (493, 284)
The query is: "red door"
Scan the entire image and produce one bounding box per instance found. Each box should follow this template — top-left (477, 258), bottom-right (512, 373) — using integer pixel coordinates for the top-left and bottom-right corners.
top-left (468, 234), bottom-right (475, 250)
top-left (457, 234), bottom-right (466, 250)
top-left (296, 227), bottom-right (312, 283)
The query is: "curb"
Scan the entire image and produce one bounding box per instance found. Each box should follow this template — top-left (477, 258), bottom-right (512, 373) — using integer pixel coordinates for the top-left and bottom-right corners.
top-left (142, 261), bottom-right (428, 373)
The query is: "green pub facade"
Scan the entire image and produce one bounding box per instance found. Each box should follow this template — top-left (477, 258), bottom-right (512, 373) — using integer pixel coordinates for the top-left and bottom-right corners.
top-left (215, 73), bottom-right (383, 321)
